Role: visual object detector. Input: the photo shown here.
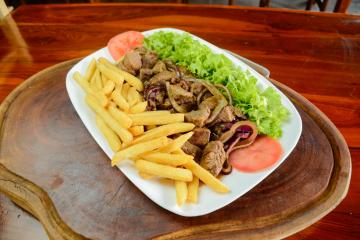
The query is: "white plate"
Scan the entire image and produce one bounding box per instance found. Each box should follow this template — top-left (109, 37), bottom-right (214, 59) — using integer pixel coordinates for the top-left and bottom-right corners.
top-left (66, 28), bottom-right (302, 217)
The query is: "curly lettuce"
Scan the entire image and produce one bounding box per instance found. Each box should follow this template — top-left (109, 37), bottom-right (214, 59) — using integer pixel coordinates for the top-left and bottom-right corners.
top-left (144, 31), bottom-right (289, 137)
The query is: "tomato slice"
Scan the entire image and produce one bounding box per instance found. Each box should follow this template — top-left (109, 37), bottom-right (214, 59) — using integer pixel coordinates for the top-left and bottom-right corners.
top-left (107, 31), bottom-right (144, 61)
top-left (229, 136), bottom-right (283, 173)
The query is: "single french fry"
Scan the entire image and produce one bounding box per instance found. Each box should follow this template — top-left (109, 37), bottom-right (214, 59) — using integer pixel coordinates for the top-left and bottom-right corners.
top-left (127, 87), bottom-right (140, 107)
top-left (135, 160), bottom-right (193, 182)
top-left (86, 95), bottom-right (133, 144)
top-left (96, 115), bottom-right (121, 152)
top-left (129, 126), bottom-right (144, 136)
top-left (99, 57), bottom-right (143, 91)
top-left (97, 61), bottom-right (125, 89)
top-left (84, 59), bottom-right (96, 82)
top-left (128, 101), bottom-right (147, 114)
top-left (73, 72), bottom-right (108, 107)
top-left (101, 73), bottom-right (108, 86)
top-left (108, 105), bottom-right (132, 129)
top-left (121, 83), bottom-right (130, 100)
top-left (140, 152), bottom-right (193, 166)
top-left (187, 177), bottom-right (199, 203)
top-left (158, 132), bottom-right (193, 153)
top-left (95, 70), bottom-right (103, 90)
top-left (139, 172), bottom-right (155, 180)
top-left (128, 110), bottom-right (171, 117)
top-left (130, 113), bottom-right (184, 126)
top-left (175, 181), bottom-right (188, 206)
top-left (111, 89), bottom-right (130, 112)
top-left (131, 123), bottom-right (195, 145)
top-left (103, 80), bottom-right (115, 96)
top-left (184, 160), bottom-right (229, 193)
top-left (173, 148), bottom-right (186, 155)
top-left (111, 136), bottom-right (168, 166)
top-left (90, 68), bottom-right (99, 90)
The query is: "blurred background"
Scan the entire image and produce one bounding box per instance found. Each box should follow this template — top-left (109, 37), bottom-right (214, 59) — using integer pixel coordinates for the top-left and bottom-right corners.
top-left (4, 0), bottom-right (360, 14)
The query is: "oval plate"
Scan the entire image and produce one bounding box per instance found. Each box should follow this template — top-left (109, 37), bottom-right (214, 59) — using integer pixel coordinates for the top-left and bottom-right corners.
top-left (65, 28), bottom-right (302, 217)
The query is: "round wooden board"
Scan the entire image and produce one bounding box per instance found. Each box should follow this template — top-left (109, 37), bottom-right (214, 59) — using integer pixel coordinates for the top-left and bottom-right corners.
top-left (0, 59), bottom-right (351, 240)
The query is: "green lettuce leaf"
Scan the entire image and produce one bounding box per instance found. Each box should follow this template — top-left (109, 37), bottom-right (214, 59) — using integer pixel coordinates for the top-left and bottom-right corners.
top-left (144, 31), bottom-right (289, 138)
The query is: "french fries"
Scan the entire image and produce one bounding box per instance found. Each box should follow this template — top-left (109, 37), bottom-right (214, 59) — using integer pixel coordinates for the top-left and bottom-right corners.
top-left (158, 132), bottom-right (193, 153)
top-left (129, 101), bottom-right (147, 114)
top-left (131, 123), bottom-right (195, 145)
top-left (135, 160), bottom-right (193, 182)
top-left (111, 89), bottom-right (130, 112)
top-left (187, 177), bottom-right (199, 203)
top-left (184, 160), bottom-right (229, 193)
top-left (98, 57), bottom-right (143, 91)
top-left (108, 105), bottom-right (132, 129)
top-left (140, 152), bottom-right (193, 166)
top-left (86, 95), bottom-right (133, 144)
top-left (111, 136), bottom-right (168, 166)
top-left (130, 113), bottom-right (184, 126)
top-left (129, 126), bottom-right (144, 136)
top-left (175, 181), bottom-right (188, 206)
top-left (96, 115), bottom-right (121, 152)
top-left (73, 57), bottom-right (231, 207)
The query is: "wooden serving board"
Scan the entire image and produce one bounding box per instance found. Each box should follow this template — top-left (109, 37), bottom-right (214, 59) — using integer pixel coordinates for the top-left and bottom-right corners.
top-left (0, 59), bottom-right (351, 240)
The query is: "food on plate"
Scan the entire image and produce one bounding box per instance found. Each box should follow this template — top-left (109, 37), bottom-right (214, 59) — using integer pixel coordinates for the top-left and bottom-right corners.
top-left (74, 30), bottom-right (288, 207)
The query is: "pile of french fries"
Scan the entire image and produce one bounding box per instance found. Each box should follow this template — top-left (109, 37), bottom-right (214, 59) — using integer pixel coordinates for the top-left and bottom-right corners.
top-left (73, 57), bottom-right (229, 206)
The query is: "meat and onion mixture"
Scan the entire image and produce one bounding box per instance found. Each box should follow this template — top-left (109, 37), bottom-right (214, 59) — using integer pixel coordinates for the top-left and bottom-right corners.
top-left (118, 47), bottom-right (259, 176)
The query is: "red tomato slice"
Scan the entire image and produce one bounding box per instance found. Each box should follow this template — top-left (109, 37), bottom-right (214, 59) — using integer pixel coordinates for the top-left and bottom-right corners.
top-left (229, 136), bottom-right (283, 173)
top-left (107, 31), bottom-right (144, 61)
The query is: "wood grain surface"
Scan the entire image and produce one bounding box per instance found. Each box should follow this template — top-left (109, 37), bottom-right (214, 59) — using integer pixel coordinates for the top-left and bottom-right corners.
top-left (0, 58), bottom-right (350, 240)
top-left (0, 3), bottom-right (359, 240)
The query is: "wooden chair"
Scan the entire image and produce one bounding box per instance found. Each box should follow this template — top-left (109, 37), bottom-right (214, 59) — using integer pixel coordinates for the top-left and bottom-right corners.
top-left (258, 0), bottom-right (352, 13)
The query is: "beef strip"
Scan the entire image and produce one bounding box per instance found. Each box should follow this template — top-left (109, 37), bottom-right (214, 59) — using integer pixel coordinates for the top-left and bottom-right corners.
top-left (142, 51), bottom-right (158, 69)
top-left (139, 68), bottom-right (153, 81)
top-left (200, 141), bottom-right (227, 177)
top-left (211, 106), bottom-right (236, 124)
top-left (123, 51), bottom-right (142, 72)
top-left (169, 85), bottom-right (195, 105)
top-left (117, 61), bottom-right (136, 76)
top-left (152, 61), bottom-right (167, 74)
top-left (148, 71), bottom-right (177, 86)
top-left (199, 96), bottom-right (218, 111)
top-left (188, 128), bottom-right (211, 147)
top-left (184, 107), bottom-right (210, 127)
top-left (181, 141), bottom-right (202, 163)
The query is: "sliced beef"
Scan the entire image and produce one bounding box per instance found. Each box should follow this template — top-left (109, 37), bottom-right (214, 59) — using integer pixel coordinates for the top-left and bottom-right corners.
top-left (185, 107), bottom-right (210, 127)
top-left (181, 141), bottom-right (202, 163)
top-left (159, 98), bottom-right (172, 110)
top-left (152, 61), bottom-right (167, 74)
top-left (168, 85), bottom-right (195, 105)
top-left (200, 141), bottom-right (226, 177)
top-left (212, 106), bottom-right (236, 124)
top-left (199, 96), bottom-right (218, 111)
top-left (117, 61), bottom-right (136, 76)
top-left (149, 71), bottom-right (177, 86)
top-left (142, 51), bottom-right (158, 69)
top-left (123, 51), bottom-right (142, 72)
top-left (191, 82), bottom-right (205, 95)
top-left (139, 68), bottom-right (153, 81)
top-left (188, 128), bottom-right (211, 147)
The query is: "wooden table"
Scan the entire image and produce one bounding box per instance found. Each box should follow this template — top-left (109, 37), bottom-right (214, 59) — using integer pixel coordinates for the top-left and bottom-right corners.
top-left (0, 3), bottom-right (359, 240)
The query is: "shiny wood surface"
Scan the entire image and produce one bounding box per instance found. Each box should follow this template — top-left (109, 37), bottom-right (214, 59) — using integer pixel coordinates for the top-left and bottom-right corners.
top-left (0, 3), bottom-right (359, 239)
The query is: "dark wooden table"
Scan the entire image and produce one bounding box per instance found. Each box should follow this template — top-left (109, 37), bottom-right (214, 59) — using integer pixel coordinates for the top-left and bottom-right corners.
top-left (0, 3), bottom-right (359, 240)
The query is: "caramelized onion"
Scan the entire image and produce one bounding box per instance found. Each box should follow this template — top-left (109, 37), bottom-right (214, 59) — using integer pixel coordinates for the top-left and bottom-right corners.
top-left (165, 82), bottom-right (188, 113)
top-left (215, 84), bottom-right (232, 106)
